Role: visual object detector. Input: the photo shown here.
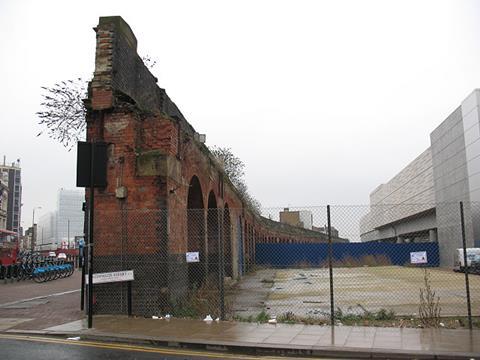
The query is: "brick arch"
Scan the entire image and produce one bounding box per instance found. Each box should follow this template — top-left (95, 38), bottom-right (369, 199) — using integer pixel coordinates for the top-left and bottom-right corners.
top-left (207, 191), bottom-right (219, 276)
top-left (224, 203), bottom-right (233, 277)
top-left (204, 186), bottom-right (219, 210)
top-left (187, 175), bottom-right (205, 288)
top-left (183, 166), bottom-right (219, 213)
top-left (187, 175), bottom-right (204, 209)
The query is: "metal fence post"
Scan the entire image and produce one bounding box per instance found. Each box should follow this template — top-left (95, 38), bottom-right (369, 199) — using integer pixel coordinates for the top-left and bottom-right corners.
top-left (87, 141), bottom-right (95, 329)
top-left (80, 246), bottom-right (85, 311)
top-left (127, 281), bottom-right (132, 316)
top-left (327, 205), bottom-right (334, 325)
top-left (218, 209), bottom-right (225, 320)
top-left (459, 201), bottom-right (473, 330)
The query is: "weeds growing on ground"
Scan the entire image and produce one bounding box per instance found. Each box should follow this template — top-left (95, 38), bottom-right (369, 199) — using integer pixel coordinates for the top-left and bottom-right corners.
top-left (277, 311), bottom-right (297, 324)
top-left (170, 278), bottom-right (231, 319)
top-left (233, 310), bottom-right (271, 323)
top-left (232, 309), bottom-right (480, 329)
top-left (317, 255), bottom-right (392, 268)
top-left (419, 269), bottom-right (441, 327)
top-left (333, 306), bottom-right (396, 323)
top-left (255, 310), bottom-right (271, 323)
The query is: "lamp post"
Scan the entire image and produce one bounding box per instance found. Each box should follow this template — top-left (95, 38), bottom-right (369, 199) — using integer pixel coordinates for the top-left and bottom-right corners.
top-left (31, 206), bottom-right (42, 252)
top-left (67, 219), bottom-right (70, 249)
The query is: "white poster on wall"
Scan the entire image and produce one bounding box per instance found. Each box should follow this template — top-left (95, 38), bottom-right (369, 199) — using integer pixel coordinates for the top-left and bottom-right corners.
top-left (186, 251), bottom-right (200, 263)
top-left (410, 251), bottom-right (427, 264)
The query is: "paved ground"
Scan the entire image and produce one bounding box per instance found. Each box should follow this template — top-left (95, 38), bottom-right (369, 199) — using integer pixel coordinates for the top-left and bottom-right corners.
top-left (1, 334), bottom-right (314, 360)
top-left (0, 268), bottom-right (478, 359)
top-left (237, 266), bottom-right (480, 318)
top-left (0, 270), bottom-right (83, 330)
top-left (28, 315), bottom-right (480, 359)
top-left (231, 268), bottom-right (277, 317)
top-left (0, 270), bottom-right (81, 305)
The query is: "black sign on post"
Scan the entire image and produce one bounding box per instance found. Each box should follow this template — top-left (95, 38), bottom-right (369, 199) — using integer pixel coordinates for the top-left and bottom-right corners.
top-left (77, 141), bottom-right (108, 188)
top-left (76, 141), bottom-right (108, 329)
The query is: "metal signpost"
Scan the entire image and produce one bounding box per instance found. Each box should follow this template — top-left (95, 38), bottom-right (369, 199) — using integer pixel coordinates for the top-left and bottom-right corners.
top-left (76, 141), bottom-right (108, 329)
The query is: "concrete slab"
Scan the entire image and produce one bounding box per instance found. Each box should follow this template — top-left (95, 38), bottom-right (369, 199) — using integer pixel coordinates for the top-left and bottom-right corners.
top-left (44, 319), bottom-right (86, 332)
top-left (233, 266), bottom-right (480, 318)
top-left (231, 268), bottom-right (276, 317)
top-left (31, 315), bottom-right (480, 359)
top-left (0, 318), bottom-right (34, 331)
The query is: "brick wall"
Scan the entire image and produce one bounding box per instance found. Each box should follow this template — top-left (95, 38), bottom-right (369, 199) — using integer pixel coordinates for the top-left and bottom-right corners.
top-left (86, 16), bottom-right (344, 316)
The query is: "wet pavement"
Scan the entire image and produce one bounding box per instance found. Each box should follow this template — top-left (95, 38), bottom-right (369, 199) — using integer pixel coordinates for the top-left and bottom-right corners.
top-left (0, 270), bottom-right (81, 305)
top-left (1, 269), bottom-right (479, 358)
top-left (240, 266), bottom-right (480, 318)
top-left (0, 291), bottom-right (84, 330)
top-left (25, 315), bottom-right (480, 359)
top-left (0, 270), bottom-right (84, 331)
top-left (231, 268), bottom-right (277, 318)
top-left (1, 334), bottom-right (296, 360)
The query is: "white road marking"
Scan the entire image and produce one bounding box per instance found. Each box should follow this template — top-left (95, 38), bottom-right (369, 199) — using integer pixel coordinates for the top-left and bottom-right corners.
top-left (0, 289), bottom-right (80, 308)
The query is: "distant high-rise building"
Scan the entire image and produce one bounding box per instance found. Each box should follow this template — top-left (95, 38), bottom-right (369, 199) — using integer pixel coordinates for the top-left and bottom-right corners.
top-left (37, 211), bottom-right (56, 249)
top-left (56, 189), bottom-right (84, 247)
top-left (279, 208), bottom-right (313, 230)
top-left (0, 158), bottom-right (22, 235)
top-left (37, 189), bottom-right (84, 250)
top-left (0, 170), bottom-right (8, 231)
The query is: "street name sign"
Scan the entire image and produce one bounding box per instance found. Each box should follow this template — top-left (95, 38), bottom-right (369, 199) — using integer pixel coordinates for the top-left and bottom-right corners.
top-left (85, 270), bottom-right (134, 284)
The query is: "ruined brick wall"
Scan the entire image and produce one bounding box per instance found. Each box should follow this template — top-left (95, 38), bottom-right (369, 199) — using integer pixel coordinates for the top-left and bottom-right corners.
top-left (86, 16), bottom-right (341, 316)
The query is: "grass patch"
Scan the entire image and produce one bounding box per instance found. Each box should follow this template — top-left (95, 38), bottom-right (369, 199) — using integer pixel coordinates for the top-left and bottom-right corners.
top-left (255, 310), bottom-right (271, 323)
top-left (170, 278), bottom-right (231, 319)
top-left (233, 310), bottom-right (271, 323)
top-left (277, 311), bottom-right (297, 324)
top-left (334, 306), bottom-right (396, 323)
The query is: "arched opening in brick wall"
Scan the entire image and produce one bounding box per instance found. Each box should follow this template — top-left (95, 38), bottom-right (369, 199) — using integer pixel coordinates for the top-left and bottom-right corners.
top-left (223, 204), bottom-right (232, 278)
top-left (244, 222), bottom-right (252, 272)
top-left (187, 176), bottom-right (205, 288)
top-left (207, 191), bottom-right (219, 277)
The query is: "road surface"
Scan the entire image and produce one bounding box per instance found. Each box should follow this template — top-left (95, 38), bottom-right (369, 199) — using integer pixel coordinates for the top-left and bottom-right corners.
top-left (0, 334), bottom-right (338, 360)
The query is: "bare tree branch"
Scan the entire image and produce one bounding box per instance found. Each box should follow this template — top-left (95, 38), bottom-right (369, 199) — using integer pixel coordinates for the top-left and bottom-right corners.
top-left (37, 56), bottom-right (157, 150)
top-left (36, 78), bottom-right (87, 150)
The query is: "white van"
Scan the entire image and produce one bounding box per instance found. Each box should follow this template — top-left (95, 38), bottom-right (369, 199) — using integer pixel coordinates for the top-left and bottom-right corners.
top-left (454, 248), bottom-right (480, 272)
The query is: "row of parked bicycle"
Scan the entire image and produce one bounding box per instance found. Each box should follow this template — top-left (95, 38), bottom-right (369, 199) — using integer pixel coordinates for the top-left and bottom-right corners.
top-left (0, 258), bottom-right (75, 283)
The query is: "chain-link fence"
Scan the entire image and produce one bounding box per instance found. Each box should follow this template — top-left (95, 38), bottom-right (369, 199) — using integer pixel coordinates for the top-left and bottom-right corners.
top-left (86, 203), bottom-right (479, 328)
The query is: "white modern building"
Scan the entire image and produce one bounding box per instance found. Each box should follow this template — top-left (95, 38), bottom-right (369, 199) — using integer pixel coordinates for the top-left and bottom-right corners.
top-left (37, 211), bottom-right (56, 249)
top-left (361, 89), bottom-right (480, 266)
top-left (37, 189), bottom-right (84, 250)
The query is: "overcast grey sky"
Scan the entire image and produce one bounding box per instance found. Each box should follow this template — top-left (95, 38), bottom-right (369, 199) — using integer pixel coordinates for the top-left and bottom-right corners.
top-left (1, 0), bottom-right (479, 229)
